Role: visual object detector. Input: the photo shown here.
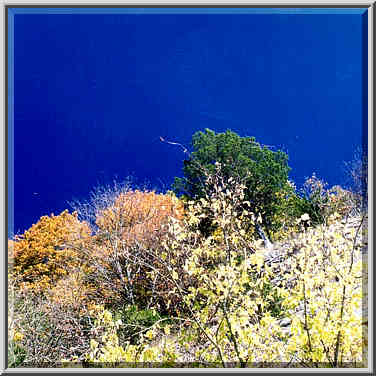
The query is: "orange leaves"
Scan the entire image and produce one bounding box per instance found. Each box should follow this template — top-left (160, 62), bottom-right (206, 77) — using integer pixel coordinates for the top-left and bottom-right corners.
top-left (10, 210), bottom-right (91, 293)
top-left (78, 190), bottom-right (186, 308)
top-left (95, 190), bottom-right (184, 248)
top-left (10, 191), bottom-right (186, 310)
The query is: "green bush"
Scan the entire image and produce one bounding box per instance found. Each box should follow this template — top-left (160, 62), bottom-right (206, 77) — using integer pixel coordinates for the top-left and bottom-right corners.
top-left (261, 280), bottom-right (285, 319)
top-left (173, 128), bottom-right (292, 237)
top-left (8, 342), bottom-right (27, 368)
top-left (113, 305), bottom-right (161, 345)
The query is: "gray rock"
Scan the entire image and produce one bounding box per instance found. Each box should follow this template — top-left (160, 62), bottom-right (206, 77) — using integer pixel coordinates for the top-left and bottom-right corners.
top-left (279, 317), bottom-right (292, 327)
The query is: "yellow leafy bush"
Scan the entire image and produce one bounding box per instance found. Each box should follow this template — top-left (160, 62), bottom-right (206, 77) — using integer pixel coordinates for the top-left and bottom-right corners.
top-left (282, 215), bottom-right (366, 366)
top-left (11, 210), bottom-right (91, 293)
top-left (66, 304), bottom-right (179, 367)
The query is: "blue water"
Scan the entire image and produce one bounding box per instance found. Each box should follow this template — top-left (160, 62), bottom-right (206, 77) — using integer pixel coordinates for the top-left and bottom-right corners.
top-left (11, 10), bottom-right (366, 237)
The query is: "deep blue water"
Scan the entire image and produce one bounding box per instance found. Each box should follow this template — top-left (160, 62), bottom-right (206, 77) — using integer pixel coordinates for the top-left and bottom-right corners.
top-left (10, 9), bottom-right (367, 237)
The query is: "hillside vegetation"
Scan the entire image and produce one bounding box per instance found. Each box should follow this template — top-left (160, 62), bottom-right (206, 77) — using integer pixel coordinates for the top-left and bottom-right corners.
top-left (8, 130), bottom-right (368, 368)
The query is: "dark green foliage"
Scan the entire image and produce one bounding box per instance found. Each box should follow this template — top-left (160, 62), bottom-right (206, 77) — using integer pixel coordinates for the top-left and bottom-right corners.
top-left (173, 128), bottom-right (292, 235)
top-left (113, 305), bottom-right (161, 345)
top-left (246, 270), bottom-right (286, 319)
top-left (261, 280), bottom-right (285, 319)
top-left (293, 195), bottom-right (326, 227)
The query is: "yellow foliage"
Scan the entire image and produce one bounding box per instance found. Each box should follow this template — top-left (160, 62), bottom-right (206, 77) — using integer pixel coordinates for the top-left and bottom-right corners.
top-left (283, 217), bottom-right (366, 366)
top-left (10, 210), bottom-right (91, 293)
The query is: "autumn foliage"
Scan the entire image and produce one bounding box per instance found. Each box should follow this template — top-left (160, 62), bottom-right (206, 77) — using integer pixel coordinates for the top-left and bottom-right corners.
top-left (76, 190), bottom-right (186, 311)
top-left (95, 190), bottom-right (184, 247)
top-left (10, 210), bottom-right (91, 293)
top-left (8, 138), bottom-right (367, 367)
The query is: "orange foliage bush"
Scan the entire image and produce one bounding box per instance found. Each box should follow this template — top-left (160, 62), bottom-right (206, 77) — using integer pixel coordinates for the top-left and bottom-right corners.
top-left (95, 190), bottom-right (184, 247)
top-left (10, 210), bottom-right (91, 293)
top-left (83, 190), bottom-right (185, 310)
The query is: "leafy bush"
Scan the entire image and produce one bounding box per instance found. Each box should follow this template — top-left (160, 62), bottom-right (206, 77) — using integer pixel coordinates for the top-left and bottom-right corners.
top-left (8, 312), bottom-right (27, 368)
top-left (70, 188), bottom-right (185, 312)
top-left (10, 210), bottom-right (91, 293)
top-left (8, 341), bottom-right (27, 368)
top-left (95, 190), bottom-right (184, 248)
top-left (8, 269), bottom-right (98, 367)
top-left (173, 128), bottom-right (292, 237)
top-left (260, 279), bottom-right (285, 319)
top-left (48, 269), bottom-right (96, 310)
top-left (281, 214), bottom-right (366, 366)
top-left (113, 305), bottom-right (161, 345)
top-left (78, 173), bottom-right (291, 367)
top-left (9, 286), bottom-right (99, 366)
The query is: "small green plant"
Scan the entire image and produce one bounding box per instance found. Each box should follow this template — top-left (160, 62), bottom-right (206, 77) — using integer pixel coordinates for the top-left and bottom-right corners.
top-left (261, 280), bottom-right (285, 319)
top-left (8, 340), bottom-right (27, 367)
top-left (113, 305), bottom-right (161, 345)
